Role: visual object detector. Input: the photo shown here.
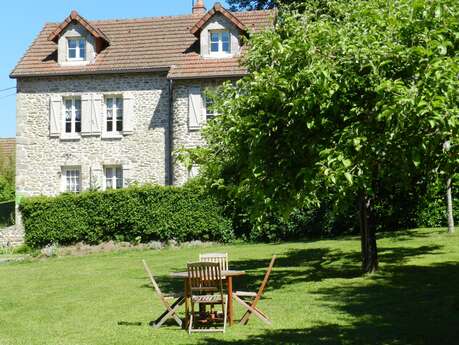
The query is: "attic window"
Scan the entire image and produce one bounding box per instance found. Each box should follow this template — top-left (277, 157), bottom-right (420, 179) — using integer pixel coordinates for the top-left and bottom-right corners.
top-left (67, 38), bottom-right (86, 60)
top-left (209, 31), bottom-right (230, 55)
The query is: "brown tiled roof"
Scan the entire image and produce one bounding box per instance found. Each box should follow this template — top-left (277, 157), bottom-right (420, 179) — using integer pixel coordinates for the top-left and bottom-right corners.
top-left (10, 6), bottom-right (275, 80)
top-left (48, 10), bottom-right (110, 44)
top-left (190, 3), bottom-right (246, 36)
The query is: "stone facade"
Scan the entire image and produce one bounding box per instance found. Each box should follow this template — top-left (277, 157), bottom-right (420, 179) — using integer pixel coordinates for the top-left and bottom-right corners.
top-left (0, 225), bottom-right (24, 248)
top-left (16, 73), bottom-right (171, 197)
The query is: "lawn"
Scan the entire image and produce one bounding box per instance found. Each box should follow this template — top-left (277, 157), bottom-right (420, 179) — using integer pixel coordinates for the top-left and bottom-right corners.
top-left (0, 228), bottom-right (458, 345)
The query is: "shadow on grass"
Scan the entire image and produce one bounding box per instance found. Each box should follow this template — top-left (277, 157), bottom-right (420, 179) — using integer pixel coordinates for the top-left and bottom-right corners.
top-left (198, 262), bottom-right (459, 345)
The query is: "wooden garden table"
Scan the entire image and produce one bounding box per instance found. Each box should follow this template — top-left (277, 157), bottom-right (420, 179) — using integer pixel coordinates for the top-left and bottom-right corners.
top-left (170, 270), bottom-right (246, 327)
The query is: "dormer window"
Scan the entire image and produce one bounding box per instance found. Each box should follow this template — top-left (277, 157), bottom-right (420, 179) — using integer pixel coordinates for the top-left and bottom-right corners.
top-left (67, 38), bottom-right (86, 60)
top-left (209, 31), bottom-right (230, 55)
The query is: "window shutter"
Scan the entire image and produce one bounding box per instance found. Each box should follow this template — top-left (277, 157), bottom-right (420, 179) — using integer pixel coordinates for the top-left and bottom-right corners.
top-left (81, 94), bottom-right (92, 136)
top-left (49, 95), bottom-right (62, 137)
top-left (188, 86), bottom-right (202, 130)
top-left (123, 92), bottom-right (134, 135)
top-left (91, 94), bottom-right (102, 135)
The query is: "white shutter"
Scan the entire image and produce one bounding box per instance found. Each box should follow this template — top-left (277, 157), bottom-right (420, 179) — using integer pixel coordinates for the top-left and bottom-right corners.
top-left (49, 95), bottom-right (62, 137)
top-left (188, 86), bottom-right (202, 130)
top-left (123, 92), bottom-right (134, 135)
top-left (81, 94), bottom-right (92, 136)
top-left (91, 94), bottom-right (102, 135)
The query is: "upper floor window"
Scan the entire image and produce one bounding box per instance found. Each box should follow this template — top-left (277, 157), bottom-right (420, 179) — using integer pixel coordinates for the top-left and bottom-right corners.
top-left (204, 93), bottom-right (216, 121)
top-left (106, 96), bottom-right (123, 132)
top-left (68, 38), bottom-right (86, 60)
top-left (64, 97), bottom-right (81, 134)
top-left (104, 166), bottom-right (123, 190)
top-left (209, 31), bottom-right (230, 55)
top-left (62, 167), bottom-right (81, 193)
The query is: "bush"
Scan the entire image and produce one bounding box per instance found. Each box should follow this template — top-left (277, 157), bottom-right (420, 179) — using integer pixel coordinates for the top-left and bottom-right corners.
top-left (20, 184), bottom-right (234, 248)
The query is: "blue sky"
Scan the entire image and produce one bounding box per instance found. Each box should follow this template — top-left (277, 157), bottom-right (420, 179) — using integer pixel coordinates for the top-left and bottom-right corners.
top-left (0, 0), bottom-right (228, 138)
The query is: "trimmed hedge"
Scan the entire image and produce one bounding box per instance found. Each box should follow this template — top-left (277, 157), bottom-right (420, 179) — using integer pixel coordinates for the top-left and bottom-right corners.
top-left (20, 184), bottom-right (234, 248)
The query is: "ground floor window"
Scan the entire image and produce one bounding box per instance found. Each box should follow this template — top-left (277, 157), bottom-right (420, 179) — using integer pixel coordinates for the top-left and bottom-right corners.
top-left (62, 167), bottom-right (81, 193)
top-left (104, 166), bottom-right (123, 190)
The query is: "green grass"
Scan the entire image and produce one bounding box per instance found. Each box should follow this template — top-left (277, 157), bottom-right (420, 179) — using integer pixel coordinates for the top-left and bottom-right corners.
top-left (0, 228), bottom-right (458, 345)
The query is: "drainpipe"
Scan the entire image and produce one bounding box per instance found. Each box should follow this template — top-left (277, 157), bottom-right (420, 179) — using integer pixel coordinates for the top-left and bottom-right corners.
top-left (167, 79), bottom-right (174, 186)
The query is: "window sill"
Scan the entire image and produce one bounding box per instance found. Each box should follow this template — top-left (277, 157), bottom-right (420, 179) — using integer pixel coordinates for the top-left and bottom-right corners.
top-left (60, 134), bottom-right (81, 141)
top-left (188, 126), bottom-right (201, 132)
top-left (101, 132), bottom-right (124, 140)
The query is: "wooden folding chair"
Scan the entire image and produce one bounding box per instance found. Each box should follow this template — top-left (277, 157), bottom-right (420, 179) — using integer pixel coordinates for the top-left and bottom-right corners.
top-left (187, 262), bottom-right (228, 334)
top-left (233, 255), bottom-right (276, 326)
top-left (199, 253), bottom-right (229, 271)
top-left (142, 260), bottom-right (185, 329)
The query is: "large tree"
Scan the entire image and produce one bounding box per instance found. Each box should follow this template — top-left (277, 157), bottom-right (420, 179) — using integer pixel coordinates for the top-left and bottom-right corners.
top-left (190, 0), bottom-right (458, 273)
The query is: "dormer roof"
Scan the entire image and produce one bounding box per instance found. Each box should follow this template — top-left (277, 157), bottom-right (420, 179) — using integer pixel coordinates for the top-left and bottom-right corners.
top-left (47, 10), bottom-right (110, 44)
top-left (191, 3), bottom-right (246, 36)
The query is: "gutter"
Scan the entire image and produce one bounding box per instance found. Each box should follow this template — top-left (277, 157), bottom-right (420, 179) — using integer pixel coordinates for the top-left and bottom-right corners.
top-left (167, 79), bottom-right (174, 186)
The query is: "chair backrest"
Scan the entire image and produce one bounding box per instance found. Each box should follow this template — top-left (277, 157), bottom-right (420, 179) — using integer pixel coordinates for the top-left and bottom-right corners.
top-left (199, 253), bottom-right (228, 271)
top-left (142, 259), bottom-right (163, 297)
top-left (256, 255), bottom-right (276, 298)
top-left (187, 262), bottom-right (224, 297)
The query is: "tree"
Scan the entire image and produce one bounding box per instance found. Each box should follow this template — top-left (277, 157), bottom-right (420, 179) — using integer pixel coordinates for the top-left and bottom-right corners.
top-left (0, 147), bottom-right (15, 202)
top-left (188, 0), bottom-right (458, 273)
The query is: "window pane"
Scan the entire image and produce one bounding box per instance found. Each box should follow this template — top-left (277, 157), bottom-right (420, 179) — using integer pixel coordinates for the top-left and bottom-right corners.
top-left (222, 42), bottom-right (230, 53)
top-left (65, 122), bottom-right (72, 133)
top-left (116, 121), bottom-right (123, 132)
top-left (221, 31), bottom-right (230, 42)
top-left (68, 40), bottom-right (77, 48)
top-left (65, 99), bottom-right (72, 110)
top-left (80, 47), bottom-right (86, 59)
top-left (107, 121), bottom-right (113, 132)
top-left (115, 98), bottom-right (123, 110)
top-left (74, 99), bottom-right (81, 111)
top-left (210, 32), bottom-right (219, 43)
top-left (106, 98), bottom-right (114, 109)
top-left (211, 42), bottom-right (219, 52)
top-left (69, 49), bottom-right (76, 58)
top-left (78, 39), bottom-right (85, 49)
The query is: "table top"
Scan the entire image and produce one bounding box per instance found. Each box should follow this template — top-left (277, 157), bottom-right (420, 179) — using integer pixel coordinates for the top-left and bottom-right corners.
top-left (170, 270), bottom-right (246, 279)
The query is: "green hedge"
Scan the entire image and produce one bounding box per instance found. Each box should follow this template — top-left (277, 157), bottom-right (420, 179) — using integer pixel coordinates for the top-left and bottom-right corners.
top-left (20, 185), bottom-right (234, 248)
top-left (0, 200), bottom-right (15, 227)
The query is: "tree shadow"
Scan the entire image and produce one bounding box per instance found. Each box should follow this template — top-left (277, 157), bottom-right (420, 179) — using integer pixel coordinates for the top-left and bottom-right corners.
top-left (198, 261), bottom-right (459, 345)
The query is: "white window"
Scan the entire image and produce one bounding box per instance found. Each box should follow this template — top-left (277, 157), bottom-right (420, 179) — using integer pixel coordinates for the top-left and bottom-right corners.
top-left (67, 38), bottom-right (86, 60)
top-left (62, 167), bottom-right (81, 193)
top-left (204, 92), bottom-right (216, 121)
top-left (104, 166), bottom-right (123, 190)
top-left (105, 96), bottom-right (123, 132)
top-left (64, 97), bottom-right (81, 134)
top-left (209, 31), bottom-right (230, 55)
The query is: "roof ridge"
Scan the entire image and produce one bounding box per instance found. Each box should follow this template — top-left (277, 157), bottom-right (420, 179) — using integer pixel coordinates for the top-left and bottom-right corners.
top-left (42, 9), bottom-right (275, 26)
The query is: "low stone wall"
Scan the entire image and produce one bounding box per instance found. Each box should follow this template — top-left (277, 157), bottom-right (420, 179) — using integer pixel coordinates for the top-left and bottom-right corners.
top-left (0, 226), bottom-right (24, 248)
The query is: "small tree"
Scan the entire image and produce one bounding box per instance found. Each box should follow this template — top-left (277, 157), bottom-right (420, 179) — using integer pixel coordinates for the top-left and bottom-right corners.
top-left (188, 0), bottom-right (458, 273)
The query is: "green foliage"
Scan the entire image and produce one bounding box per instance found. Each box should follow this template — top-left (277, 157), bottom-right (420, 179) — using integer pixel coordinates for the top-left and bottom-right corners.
top-left (0, 148), bottom-right (15, 203)
top-left (0, 176), bottom-right (14, 203)
top-left (185, 0), bottom-right (458, 240)
top-left (19, 184), bottom-right (234, 248)
top-left (415, 176), bottom-right (459, 227)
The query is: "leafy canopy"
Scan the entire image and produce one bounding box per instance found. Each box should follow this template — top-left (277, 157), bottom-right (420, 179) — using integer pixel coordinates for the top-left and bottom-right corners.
top-left (189, 0), bottom-right (458, 234)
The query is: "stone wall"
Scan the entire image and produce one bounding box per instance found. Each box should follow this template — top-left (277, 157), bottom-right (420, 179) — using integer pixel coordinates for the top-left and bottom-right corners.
top-left (171, 78), bottom-right (238, 185)
top-left (16, 73), bottom-right (171, 197)
top-left (0, 225), bottom-right (24, 248)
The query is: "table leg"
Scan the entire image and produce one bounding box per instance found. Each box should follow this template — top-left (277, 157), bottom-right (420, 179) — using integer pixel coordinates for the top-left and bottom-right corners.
top-left (227, 276), bottom-right (233, 326)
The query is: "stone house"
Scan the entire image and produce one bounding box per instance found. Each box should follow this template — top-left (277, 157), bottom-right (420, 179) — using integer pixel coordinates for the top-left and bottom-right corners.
top-left (10, 1), bottom-right (274, 198)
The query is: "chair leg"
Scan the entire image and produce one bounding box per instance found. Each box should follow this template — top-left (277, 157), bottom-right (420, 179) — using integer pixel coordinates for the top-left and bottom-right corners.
top-left (223, 295), bottom-right (228, 333)
top-left (234, 295), bottom-right (272, 326)
top-left (153, 297), bottom-right (184, 328)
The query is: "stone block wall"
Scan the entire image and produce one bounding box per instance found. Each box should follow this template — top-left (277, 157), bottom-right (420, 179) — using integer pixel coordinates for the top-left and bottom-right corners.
top-left (16, 73), bottom-right (171, 197)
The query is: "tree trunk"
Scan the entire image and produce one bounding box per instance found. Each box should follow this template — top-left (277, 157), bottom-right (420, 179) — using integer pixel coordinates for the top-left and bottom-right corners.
top-left (446, 176), bottom-right (455, 234)
top-left (359, 193), bottom-right (378, 273)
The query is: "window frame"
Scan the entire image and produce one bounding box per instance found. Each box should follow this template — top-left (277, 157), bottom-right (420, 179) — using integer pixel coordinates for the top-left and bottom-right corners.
top-left (203, 90), bottom-right (217, 122)
top-left (104, 165), bottom-right (124, 190)
top-left (209, 30), bottom-right (231, 56)
top-left (62, 167), bottom-right (81, 193)
top-left (104, 96), bottom-right (124, 134)
top-left (67, 38), bottom-right (86, 61)
top-left (63, 97), bottom-right (82, 135)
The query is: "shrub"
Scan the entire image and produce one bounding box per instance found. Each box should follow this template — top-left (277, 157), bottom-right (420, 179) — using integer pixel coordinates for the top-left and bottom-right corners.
top-left (20, 184), bottom-right (234, 248)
